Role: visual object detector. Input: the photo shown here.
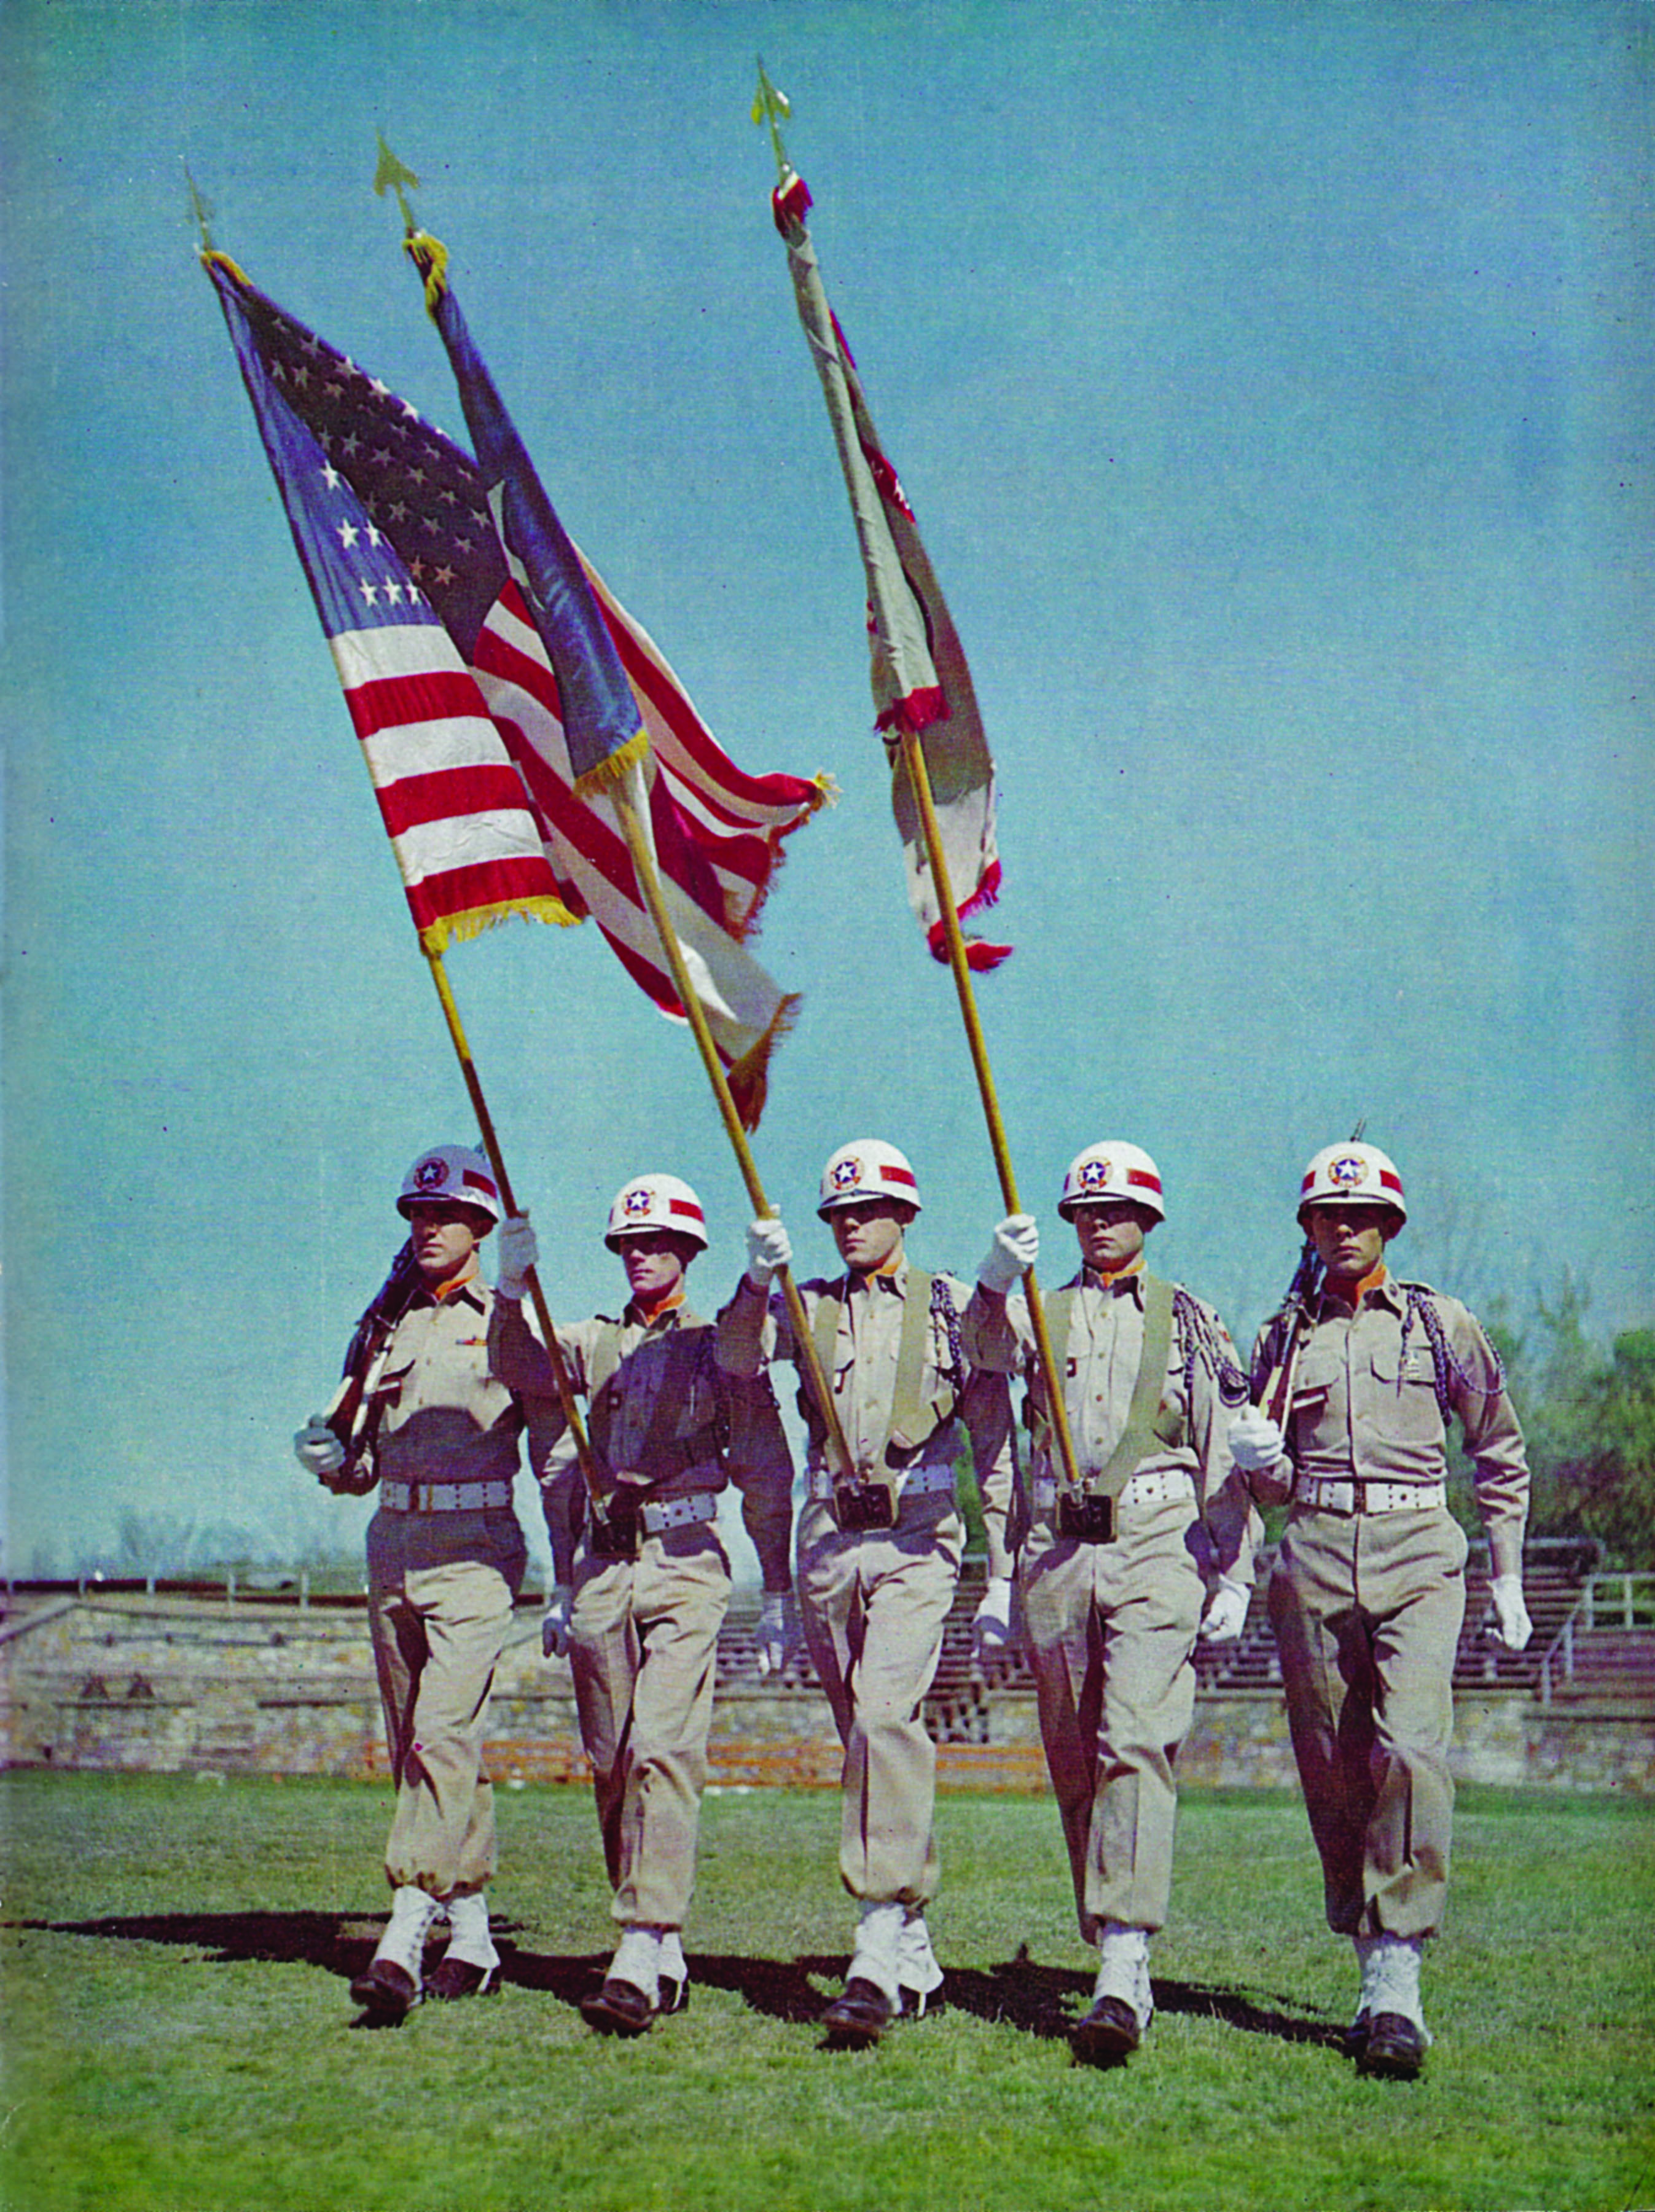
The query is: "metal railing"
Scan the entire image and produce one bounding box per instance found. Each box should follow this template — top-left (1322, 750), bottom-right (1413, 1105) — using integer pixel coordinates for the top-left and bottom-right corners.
top-left (1538, 1572), bottom-right (1655, 1705)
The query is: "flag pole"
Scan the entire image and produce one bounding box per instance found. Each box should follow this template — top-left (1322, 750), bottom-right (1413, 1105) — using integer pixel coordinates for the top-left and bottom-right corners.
top-left (421, 942), bottom-right (604, 1499)
top-left (894, 732), bottom-right (1084, 1494)
top-left (751, 68), bottom-right (1079, 1491)
top-left (607, 762), bottom-right (856, 1480)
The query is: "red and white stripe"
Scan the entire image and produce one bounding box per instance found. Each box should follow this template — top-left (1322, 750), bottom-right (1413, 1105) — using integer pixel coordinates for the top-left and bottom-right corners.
top-left (330, 623), bottom-right (570, 942)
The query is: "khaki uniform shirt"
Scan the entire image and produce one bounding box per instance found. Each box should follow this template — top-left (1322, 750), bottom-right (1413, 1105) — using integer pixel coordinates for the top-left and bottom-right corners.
top-left (1258, 1270), bottom-right (1530, 1577)
top-left (963, 1267), bottom-right (1258, 1582)
top-left (715, 1264), bottom-right (1016, 1581)
top-left (490, 1295), bottom-right (794, 1592)
top-left (372, 1276), bottom-right (526, 1487)
top-left (365, 1273), bottom-right (536, 1577)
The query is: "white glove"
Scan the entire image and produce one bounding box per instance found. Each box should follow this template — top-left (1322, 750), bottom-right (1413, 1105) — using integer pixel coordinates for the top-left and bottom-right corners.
top-left (972, 1576), bottom-right (1016, 1659)
top-left (978, 1214), bottom-right (1039, 1296)
top-left (1199, 1578), bottom-right (1251, 1643)
top-left (745, 1215), bottom-right (792, 1289)
top-left (1487, 1574), bottom-right (1533, 1652)
top-left (755, 1591), bottom-right (800, 1678)
top-left (294, 1416), bottom-right (345, 1478)
top-left (541, 1586), bottom-right (574, 1659)
top-left (1228, 1407), bottom-right (1286, 1474)
top-left (496, 1214), bottom-right (538, 1301)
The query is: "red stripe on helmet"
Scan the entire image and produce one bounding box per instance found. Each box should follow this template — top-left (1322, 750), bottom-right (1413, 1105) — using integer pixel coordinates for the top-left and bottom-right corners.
top-left (669, 1198), bottom-right (705, 1224)
top-left (1379, 1170), bottom-right (1404, 1197)
top-left (1126, 1168), bottom-right (1162, 1193)
top-left (462, 1170), bottom-right (498, 1198)
top-left (878, 1165), bottom-right (918, 1190)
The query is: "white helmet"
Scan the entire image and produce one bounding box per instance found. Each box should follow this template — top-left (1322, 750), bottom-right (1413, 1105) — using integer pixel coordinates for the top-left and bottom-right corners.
top-left (1297, 1142), bottom-right (1407, 1224)
top-left (816, 1139), bottom-right (923, 1219)
top-left (1057, 1142), bottom-right (1166, 1224)
top-left (397, 1144), bottom-right (501, 1225)
top-left (604, 1173), bottom-right (709, 1254)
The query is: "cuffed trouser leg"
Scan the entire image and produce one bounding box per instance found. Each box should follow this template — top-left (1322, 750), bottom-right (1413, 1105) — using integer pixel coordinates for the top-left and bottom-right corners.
top-left (1269, 1508), bottom-right (1466, 1939)
top-left (1020, 1498), bottom-right (1202, 1941)
top-left (569, 1531), bottom-right (731, 1930)
top-left (369, 1558), bottom-right (514, 1898)
top-left (799, 1501), bottom-right (963, 1906)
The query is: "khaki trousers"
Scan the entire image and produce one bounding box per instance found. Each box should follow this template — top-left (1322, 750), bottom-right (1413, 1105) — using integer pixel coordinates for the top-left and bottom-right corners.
top-left (368, 1555), bottom-right (517, 1898)
top-left (797, 1495), bottom-right (964, 1907)
top-left (1019, 1492), bottom-right (1203, 1940)
top-left (1267, 1504), bottom-right (1468, 1939)
top-left (569, 1524), bottom-right (732, 1930)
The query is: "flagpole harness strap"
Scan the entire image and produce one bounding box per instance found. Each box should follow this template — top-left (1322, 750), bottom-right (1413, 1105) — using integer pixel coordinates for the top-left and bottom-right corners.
top-left (803, 1272), bottom-right (961, 1531)
top-left (1032, 1468), bottom-right (1194, 1518)
top-left (1028, 1275), bottom-right (1178, 1539)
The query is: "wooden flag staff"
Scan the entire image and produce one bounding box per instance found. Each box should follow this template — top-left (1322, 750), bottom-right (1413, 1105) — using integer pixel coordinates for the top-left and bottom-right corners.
top-left (607, 762), bottom-right (856, 1481)
top-left (421, 942), bottom-right (605, 1502)
top-left (751, 68), bottom-right (1081, 1496)
top-left (894, 732), bottom-right (1084, 1496)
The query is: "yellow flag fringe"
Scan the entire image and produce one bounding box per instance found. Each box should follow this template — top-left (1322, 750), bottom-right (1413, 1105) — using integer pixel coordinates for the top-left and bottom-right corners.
top-left (724, 990), bottom-right (801, 1133)
top-left (419, 894), bottom-right (581, 956)
top-left (405, 230), bottom-right (450, 316)
top-left (569, 725), bottom-right (651, 805)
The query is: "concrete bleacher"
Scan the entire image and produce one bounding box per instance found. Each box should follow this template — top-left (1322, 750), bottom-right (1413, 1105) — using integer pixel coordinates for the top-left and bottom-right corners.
top-left (711, 1534), bottom-right (1638, 1731)
top-left (4, 1537), bottom-right (1649, 1788)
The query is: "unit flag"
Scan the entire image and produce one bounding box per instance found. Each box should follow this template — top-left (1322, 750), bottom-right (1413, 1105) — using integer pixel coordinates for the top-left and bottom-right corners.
top-left (770, 165), bottom-right (1009, 969)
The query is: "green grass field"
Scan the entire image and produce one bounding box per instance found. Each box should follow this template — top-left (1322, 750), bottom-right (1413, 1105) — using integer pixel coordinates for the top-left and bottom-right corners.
top-left (2, 1773), bottom-right (1651, 2212)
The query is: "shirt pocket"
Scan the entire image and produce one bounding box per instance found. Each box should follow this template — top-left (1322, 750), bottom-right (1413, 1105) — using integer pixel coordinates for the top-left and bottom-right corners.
top-left (1367, 1345), bottom-right (1442, 1448)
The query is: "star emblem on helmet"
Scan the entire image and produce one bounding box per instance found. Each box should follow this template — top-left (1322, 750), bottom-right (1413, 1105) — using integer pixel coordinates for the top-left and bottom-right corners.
top-left (832, 1158), bottom-right (862, 1190)
top-left (623, 1186), bottom-right (654, 1217)
top-left (1079, 1158), bottom-right (1111, 1190)
top-left (415, 1157), bottom-right (447, 1190)
top-left (1329, 1155), bottom-right (1368, 1189)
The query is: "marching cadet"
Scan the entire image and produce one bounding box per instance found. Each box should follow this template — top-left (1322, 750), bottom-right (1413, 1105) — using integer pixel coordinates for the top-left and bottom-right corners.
top-left (968, 1144), bottom-right (1259, 2065)
top-left (294, 1144), bottom-right (544, 2018)
top-left (1230, 1141), bottom-right (1533, 2079)
top-left (720, 1140), bottom-right (1016, 2047)
top-left (488, 1175), bottom-right (795, 2036)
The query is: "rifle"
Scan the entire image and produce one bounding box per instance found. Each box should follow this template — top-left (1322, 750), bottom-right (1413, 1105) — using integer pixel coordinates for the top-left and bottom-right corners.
top-left (1250, 1234), bottom-right (1322, 1428)
top-left (1250, 1119), bottom-right (1366, 1428)
top-left (318, 1240), bottom-right (425, 1495)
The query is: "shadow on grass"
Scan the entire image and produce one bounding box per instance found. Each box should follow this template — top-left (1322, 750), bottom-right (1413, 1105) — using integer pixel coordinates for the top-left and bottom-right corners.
top-left (14, 1915), bottom-right (1343, 2051)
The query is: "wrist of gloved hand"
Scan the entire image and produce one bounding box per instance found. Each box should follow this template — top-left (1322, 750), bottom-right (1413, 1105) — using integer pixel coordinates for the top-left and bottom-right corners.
top-left (972, 1575), bottom-right (1015, 1652)
top-left (294, 1417), bottom-right (345, 1477)
top-left (1488, 1573), bottom-right (1533, 1652)
top-left (977, 1215), bottom-right (1038, 1296)
top-left (745, 1216), bottom-right (792, 1289)
top-left (756, 1589), bottom-right (800, 1677)
top-left (496, 1214), bottom-right (538, 1301)
top-left (1199, 1577), bottom-right (1251, 1643)
top-left (541, 1586), bottom-right (574, 1659)
top-left (1227, 1408), bottom-right (1286, 1473)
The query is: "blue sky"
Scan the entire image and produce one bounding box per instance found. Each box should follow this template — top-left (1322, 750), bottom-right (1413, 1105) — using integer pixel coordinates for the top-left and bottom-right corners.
top-left (4, 0), bottom-right (1649, 1576)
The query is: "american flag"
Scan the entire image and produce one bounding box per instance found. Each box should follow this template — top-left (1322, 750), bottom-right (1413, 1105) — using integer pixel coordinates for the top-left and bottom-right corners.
top-left (771, 165), bottom-right (1009, 972)
top-left (207, 251), bottom-right (825, 1121)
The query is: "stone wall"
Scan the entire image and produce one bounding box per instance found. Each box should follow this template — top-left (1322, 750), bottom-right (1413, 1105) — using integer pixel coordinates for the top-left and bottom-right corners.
top-left (4, 1592), bottom-right (1651, 1793)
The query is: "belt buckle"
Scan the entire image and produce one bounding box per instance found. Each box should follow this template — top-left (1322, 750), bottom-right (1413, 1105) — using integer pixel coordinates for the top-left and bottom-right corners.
top-left (1056, 1491), bottom-right (1116, 1544)
top-left (1350, 1479), bottom-right (1368, 1515)
top-left (587, 1492), bottom-right (640, 1559)
top-left (832, 1479), bottom-right (897, 1534)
